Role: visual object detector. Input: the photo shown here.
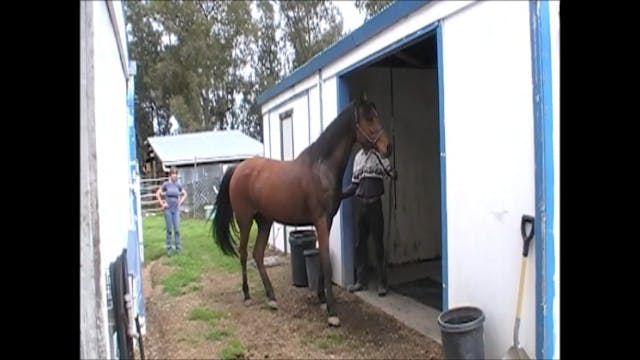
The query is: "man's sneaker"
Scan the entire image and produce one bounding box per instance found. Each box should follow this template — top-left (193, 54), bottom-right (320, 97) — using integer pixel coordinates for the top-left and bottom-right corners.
top-left (378, 285), bottom-right (388, 297)
top-left (167, 249), bottom-right (173, 257)
top-left (348, 282), bottom-right (367, 293)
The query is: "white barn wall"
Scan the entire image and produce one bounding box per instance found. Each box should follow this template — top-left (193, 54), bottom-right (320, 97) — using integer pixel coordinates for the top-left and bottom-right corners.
top-left (292, 95), bottom-right (310, 158)
top-left (93, 1), bottom-right (132, 352)
top-left (94, 0), bottom-right (130, 273)
top-left (81, 1), bottom-right (105, 356)
top-left (262, 75), bottom-right (318, 114)
top-left (81, 1), bottom-right (133, 357)
top-left (264, 93), bottom-right (314, 251)
top-left (441, 2), bottom-right (536, 358)
top-left (308, 86), bottom-right (322, 143)
top-left (267, 109), bottom-right (284, 251)
top-left (323, 1), bottom-right (475, 79)
top-left (262, 112), bottom-right (271, 159)
top-left (317, 76), bottom-right (345, 285)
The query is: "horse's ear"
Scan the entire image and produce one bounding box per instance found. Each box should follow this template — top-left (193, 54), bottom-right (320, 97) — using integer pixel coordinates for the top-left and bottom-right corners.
top-left (359, 91), bottom-right (368, 103)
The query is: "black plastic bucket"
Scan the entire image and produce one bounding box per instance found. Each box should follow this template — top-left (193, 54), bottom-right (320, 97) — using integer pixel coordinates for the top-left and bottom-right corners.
top-left (303, 248), bottom-right (320, 292)
top-left (437, 306), bottom-right (486, 360)
top-left (288, 230), bottom-right (317, 287)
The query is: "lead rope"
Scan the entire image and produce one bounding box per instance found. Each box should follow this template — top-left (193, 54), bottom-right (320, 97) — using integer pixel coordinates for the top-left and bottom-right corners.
top-left (388, 67), bottom-right (396, 279)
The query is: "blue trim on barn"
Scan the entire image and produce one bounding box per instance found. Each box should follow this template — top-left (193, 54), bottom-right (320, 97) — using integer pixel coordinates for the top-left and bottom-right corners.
top-left (337, 78), bottom-right (355, 286)
top-left (256, 1), bottom-right (430, 106)
top-left (337, 21), bottom-right (439, 78)
top-left (529, 1), bottom-right (556, 359)
top-left (436, 22), bottom-right (448, 312)
top-left (126, 64), bottom-right (145, 319)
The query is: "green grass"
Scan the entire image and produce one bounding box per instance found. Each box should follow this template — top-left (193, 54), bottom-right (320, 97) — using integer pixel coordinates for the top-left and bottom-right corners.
top-left (219, 339), bottom-right (246, 359)
top-left (206, 327), bottom-right (232, 341)
top-left (143, 214), bottom-right (258, 296)
top-left (188, 307), bottom-right (224, 323)
top-left (302, 332), bottom-right (346, 350)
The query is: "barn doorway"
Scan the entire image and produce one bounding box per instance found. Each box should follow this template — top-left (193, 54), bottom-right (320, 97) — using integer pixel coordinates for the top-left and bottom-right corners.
top-left (339, 27), bottom-right (444, 311)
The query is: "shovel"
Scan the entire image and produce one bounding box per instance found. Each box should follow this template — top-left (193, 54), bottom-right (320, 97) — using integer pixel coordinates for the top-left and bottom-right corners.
top-left (503, 215), bottom-right (535, 360)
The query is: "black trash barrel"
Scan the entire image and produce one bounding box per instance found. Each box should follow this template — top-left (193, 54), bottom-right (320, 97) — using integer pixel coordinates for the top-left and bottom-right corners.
top-left (288, 230), bottom-right (317, 287)
top-left (437, 306), bottom-right (486, 360)
top-left (303, 248), bottom-right (320, 292)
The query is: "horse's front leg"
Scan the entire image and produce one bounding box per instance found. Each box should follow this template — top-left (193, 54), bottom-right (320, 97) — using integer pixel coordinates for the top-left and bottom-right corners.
top-left (317, 217), bottom-right (332, 306)
top-left (315, 217), bottom-right (339, 327)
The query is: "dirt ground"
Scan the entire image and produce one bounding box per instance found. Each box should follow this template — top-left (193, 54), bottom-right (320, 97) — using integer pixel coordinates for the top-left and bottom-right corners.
top-left (141, 248), bottom-right (442, 359)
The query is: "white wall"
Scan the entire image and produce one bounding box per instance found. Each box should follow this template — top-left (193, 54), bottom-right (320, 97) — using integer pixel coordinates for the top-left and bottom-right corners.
top-left (262, 75), bottom-right (318, 114)
top-left (319, 76), bottom-right (345, 285)
top-left (264, 93), bottom-right (315, 252)
top-left (262, 112), bottom-right (271, 158)
top-left (442, 2), bottom-right (536, 358)
top-left (92, 1), bottom-right (132, 356)
top-left (308, 86), bottom-right (323, 144)
top-left (323, 1), bottom-right (475, 79)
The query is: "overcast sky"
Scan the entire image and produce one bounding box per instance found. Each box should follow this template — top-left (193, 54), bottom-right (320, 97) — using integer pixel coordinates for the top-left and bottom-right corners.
top-left (334, 0), bottom-right (366, 33)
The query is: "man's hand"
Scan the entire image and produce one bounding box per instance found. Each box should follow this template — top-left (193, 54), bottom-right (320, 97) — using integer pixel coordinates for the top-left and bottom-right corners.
top-left (390, 169), bottom-right (398, 181)
top-left (342, 182), bottom-right (358, 199)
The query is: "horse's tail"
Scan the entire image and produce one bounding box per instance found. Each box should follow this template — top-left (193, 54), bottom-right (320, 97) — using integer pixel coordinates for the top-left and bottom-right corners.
top-left (212, 165), bottom-right (238, 257)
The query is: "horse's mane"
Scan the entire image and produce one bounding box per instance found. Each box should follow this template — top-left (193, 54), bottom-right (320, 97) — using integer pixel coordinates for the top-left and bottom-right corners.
top-left (304, 103), bottom-right (353, 161)
top-left (302, 99), bottom-right (377, 162)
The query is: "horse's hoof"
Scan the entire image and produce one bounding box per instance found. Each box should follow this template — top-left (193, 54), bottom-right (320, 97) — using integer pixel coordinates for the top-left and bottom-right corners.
top-left (328, 316), bottom-right (341, 327)
top-left (267, 300), bottom-right (279, 310)
top-left (320, 303), bottom-right (327, 311)
top-left (243, 299), bottom-right (252, 306)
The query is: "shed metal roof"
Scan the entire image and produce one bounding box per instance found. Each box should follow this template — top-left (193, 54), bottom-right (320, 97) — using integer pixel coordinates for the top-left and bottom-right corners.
top-left (147, 130), bottom-right (264, 167)
top-left (256, 1), bottom-right (430, 106)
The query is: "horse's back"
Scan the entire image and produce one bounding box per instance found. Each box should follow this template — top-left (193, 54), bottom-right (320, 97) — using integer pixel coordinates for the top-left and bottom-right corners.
top-left (230, 156), bottom-right (323, 224)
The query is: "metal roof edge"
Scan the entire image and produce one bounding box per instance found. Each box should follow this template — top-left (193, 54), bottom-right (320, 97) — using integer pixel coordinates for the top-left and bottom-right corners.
top-left (256, 1), bottom-right (429, 106)
top-left (163, 154), bottom-right (263, 167)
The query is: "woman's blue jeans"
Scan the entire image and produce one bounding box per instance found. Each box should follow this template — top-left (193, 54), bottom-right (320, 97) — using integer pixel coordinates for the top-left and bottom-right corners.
top-left (164, 207), bottom-right (181, 251)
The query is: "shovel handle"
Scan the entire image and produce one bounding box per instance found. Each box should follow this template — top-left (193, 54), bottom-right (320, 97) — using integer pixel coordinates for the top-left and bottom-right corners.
top-left (521, 215), bottom-right (535, 257)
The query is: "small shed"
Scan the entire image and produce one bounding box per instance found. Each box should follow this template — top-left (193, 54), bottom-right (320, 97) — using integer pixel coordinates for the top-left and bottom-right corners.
top-left (257, 1), bottom-right (559, 359)
top-left (145, 130), bottom-right (264, 217)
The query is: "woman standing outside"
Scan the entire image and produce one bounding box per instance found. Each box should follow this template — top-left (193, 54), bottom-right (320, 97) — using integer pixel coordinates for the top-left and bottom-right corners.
top-left (155, 166), bottom-right (187, 255)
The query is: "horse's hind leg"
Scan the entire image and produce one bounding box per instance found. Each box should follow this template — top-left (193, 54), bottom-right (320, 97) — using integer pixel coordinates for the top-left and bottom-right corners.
top-left (315, 217), bottom-right (340, 327)
top-left (253, 214), bottom-right (277, 310)
top-left (238, 215), bottom-right (253, 305)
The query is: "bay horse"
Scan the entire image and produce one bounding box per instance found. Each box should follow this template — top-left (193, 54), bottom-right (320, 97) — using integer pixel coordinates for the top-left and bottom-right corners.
top-left (211, 93), bottom-right (392, 327)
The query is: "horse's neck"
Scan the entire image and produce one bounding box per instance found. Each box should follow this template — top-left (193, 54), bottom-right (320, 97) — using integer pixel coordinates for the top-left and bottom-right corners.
top-left (300, 108), bottom-right (356, 180)
top-left (327, 134), bottom-right (355, 185)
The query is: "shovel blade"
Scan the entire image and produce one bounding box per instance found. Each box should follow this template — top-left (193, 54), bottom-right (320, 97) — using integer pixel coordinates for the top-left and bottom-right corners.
top-left (502, 346), bottom-right (530, 360)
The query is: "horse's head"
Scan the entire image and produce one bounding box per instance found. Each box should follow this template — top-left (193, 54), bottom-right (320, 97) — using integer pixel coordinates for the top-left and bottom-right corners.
top-left (354, 92), bottom-right (393, 158)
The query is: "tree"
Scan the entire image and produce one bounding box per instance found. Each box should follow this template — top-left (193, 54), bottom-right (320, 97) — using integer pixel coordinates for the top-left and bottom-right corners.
top-left (239, 1), bottom-right (286, 142)
top-left (126, 0), bottom-right (257, 163)
top-left (125, 1), bottom-right (170, 166)
top-left (126, 0), bottom-right (350, 165)
top-left (355, 0), bottom-right (394, 20)
top-left (279, 0), bottom-right (344, 69)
